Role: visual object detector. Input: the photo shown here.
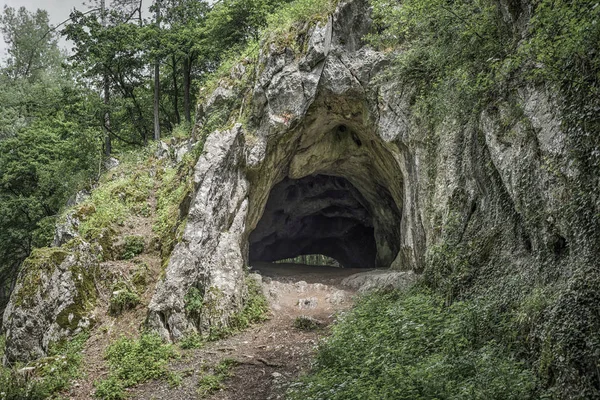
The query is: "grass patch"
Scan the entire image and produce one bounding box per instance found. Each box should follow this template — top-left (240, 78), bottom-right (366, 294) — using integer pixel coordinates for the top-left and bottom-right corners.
top-left (264, 0), bottom-right (339, 50)
top-left (287, 288), bottom-right (537, 400)
top-left (197, 358), bottom-right (237, 398)
top-left (0, 333), bottom-right (89, 400)
top-left (75, 150), bottom-right (155, 243)
top-left (94, 334), bottom-right (178, 399)
top-left (153, 145), bottom-right (203, 269)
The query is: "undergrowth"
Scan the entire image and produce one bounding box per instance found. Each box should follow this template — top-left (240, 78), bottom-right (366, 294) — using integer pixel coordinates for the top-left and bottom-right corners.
top-left (94, 334), bottom-right (178, 400)
top-left (197, 358), bottom-right (238, 398)
top-left (0, 333), bottom-right (89, 400)
top-left (153, 144), bottom-right (204, 270)
top-left (287, 288), bottom-right (537, 400)
top-left (205, 276), bottom-right (269, 341)
top-left (76, 150), bottom-right (155, 243)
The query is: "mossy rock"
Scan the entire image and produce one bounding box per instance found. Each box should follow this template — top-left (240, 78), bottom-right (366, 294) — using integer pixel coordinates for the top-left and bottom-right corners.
top-left (56, 253), bottom-right (99, 331)
top-left (14, 247), bottom-right (70, 308)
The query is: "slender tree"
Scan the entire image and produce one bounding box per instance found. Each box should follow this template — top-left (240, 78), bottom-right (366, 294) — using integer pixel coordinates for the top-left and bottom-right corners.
top-left (153, 0), bottom-right (161, 141)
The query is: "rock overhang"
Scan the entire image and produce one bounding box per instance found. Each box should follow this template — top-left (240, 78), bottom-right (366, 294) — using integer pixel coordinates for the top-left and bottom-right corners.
top-left (146, 0), bottom-right (421, 341)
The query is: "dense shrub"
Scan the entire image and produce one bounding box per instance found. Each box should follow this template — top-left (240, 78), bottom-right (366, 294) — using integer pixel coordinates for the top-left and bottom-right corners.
top-left (288, 288), bottom-right (537, 400)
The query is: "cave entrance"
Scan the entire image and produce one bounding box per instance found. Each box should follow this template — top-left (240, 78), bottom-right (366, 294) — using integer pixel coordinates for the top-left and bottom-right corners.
top-left (249, 175), bottom-right (377, 268)
top-left (246, 115), bottom-right (407, 270)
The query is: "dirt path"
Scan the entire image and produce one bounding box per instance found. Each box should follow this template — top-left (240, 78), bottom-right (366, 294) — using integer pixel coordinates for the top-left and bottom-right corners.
top-left (129, 262), bottom-right (367, 400)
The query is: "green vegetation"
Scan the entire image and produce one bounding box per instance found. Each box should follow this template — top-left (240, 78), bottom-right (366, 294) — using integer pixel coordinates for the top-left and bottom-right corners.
top-left (197, 358), bottom-right (238, 398)
top-left (119, 236), bottom-right (145, 260)
top-left (0, 0), bottom-right (299, 323)
top-left (184, 286), bottom-right (205, 320)
top-left (94, 334), bottom-right (178, 400)
top-left (109, 286), bottom-right (141, 316)
top-left (288, 288), bottom-right (537, 400)
top-left (154, 148), bottom-right (201, 268)
top-left (178, 333), bottom-right (205, 350)
top-left (293, 315), bottom-right (322, 331)
top-left (264, 0), bottom-right (338, 48)
top-left (209, 277), bottom-right (269, 340)
top-left (364, 0), bottom-right (600, 397)
top-left (182, 277), bottom-right (268, 343)
top-left (77, 153), bottom-right (155, 244)
top-left (0, 333), bottom-right (89, 400)
top-left (13, 247), bottom-right (68, 308)
top-left (230, 277), bottom-right (270, 330)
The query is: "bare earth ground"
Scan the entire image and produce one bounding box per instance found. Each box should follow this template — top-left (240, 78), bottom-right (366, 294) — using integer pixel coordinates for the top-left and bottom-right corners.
top-left (130, 262), bottom-right (365, 400)
top-left (64, 261), bottom-right (366, 400)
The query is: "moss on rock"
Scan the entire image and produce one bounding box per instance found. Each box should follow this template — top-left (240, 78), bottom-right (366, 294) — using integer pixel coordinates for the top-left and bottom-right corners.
top-left (14, 247), bottom-right (69, 308)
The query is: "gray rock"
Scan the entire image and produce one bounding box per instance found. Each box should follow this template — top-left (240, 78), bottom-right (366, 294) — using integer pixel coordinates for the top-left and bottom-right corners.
top-left (145, 0), bottom-right (574, 342)
top-left (297, 298), bottom-right (318, 310)
top-left (342, 270), bottom-right (417, 293)
top-left (2, 241), bottom-right (98, 364)
top-left (103, 157), bottom-right (120, 171)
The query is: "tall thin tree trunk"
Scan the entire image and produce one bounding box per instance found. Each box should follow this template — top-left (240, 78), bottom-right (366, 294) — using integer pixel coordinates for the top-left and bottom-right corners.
top-left (104, 74), bottom-right (111, 155)
top-left (153, 0), bottom-right (161, 142)
top-left (172, 55), bottom-right (180, 125)
top-left (183, 56), bottom-right (191, 124)
top-left (101, 0), bottom-right (111, 156)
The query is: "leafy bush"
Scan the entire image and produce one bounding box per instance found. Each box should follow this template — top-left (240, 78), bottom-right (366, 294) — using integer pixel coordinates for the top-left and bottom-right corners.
top-left (0, 333), bottom-right (89, 400)
top-left (184, 286), bottom-right (205, 320)
top-left (95, 334), bottom-right (178, 399)
top-left (287, 289), bottom-right (537, 400)
top-left (179, 333), bottom-right (205, 350)
top-left (119, 235), bottom-right (145, 260)
top-left (229, 277), bottom-right (269, 330)
top-left (109, 287), bottom-right (140, 316)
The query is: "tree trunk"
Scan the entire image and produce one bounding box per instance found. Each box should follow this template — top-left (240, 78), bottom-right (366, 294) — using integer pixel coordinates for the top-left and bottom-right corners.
top-left (101, 0), bottom-right (111, 156)
top-left (153, 0), bottom-right (161, 142)
top-left (172, 55), bottom-right (180, 125)
top-left (104, 73), bottom-right (111, 156)
top-left (183, 56), bottom-right (192, 124)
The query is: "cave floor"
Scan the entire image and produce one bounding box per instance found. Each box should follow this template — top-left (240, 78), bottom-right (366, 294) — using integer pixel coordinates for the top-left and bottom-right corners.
top-left (129, 262), bottom-right (363, 400)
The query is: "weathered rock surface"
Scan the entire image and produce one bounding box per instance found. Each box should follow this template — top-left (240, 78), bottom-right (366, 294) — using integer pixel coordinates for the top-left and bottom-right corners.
top-left (342, 270), bottom-right (417, 293)
top-left (4, 0), bottom-right (595, 374)
top-left (147, 0), bottom-right (580, 342)
top-left (2, 240), bottom-right (98, 364)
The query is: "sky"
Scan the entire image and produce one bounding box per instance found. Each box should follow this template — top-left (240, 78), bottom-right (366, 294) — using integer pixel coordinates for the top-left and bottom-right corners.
top-left (0, 0), bottom-right (86, 60)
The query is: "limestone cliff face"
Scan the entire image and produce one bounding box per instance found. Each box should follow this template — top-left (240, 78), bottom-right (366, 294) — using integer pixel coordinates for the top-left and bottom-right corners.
top-left (147, 0), bottom-right (580, 341)
top-left (3, 0), bottom-right (596, 377)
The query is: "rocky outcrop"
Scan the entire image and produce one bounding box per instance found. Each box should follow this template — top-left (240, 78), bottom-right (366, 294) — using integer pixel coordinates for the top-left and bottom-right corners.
top-left (147, 0), bottom-right (581, 343)
top-left (342, 270), bottom-right (417, 293)
top-left (4, 1), bottom-right (595, 380)
top-left (2, 240), bottom-right (98, 364)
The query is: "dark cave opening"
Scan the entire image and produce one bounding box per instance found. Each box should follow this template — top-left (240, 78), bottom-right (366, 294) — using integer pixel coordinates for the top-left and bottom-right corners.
top-left (249, 175), bottom-right (378, 268)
